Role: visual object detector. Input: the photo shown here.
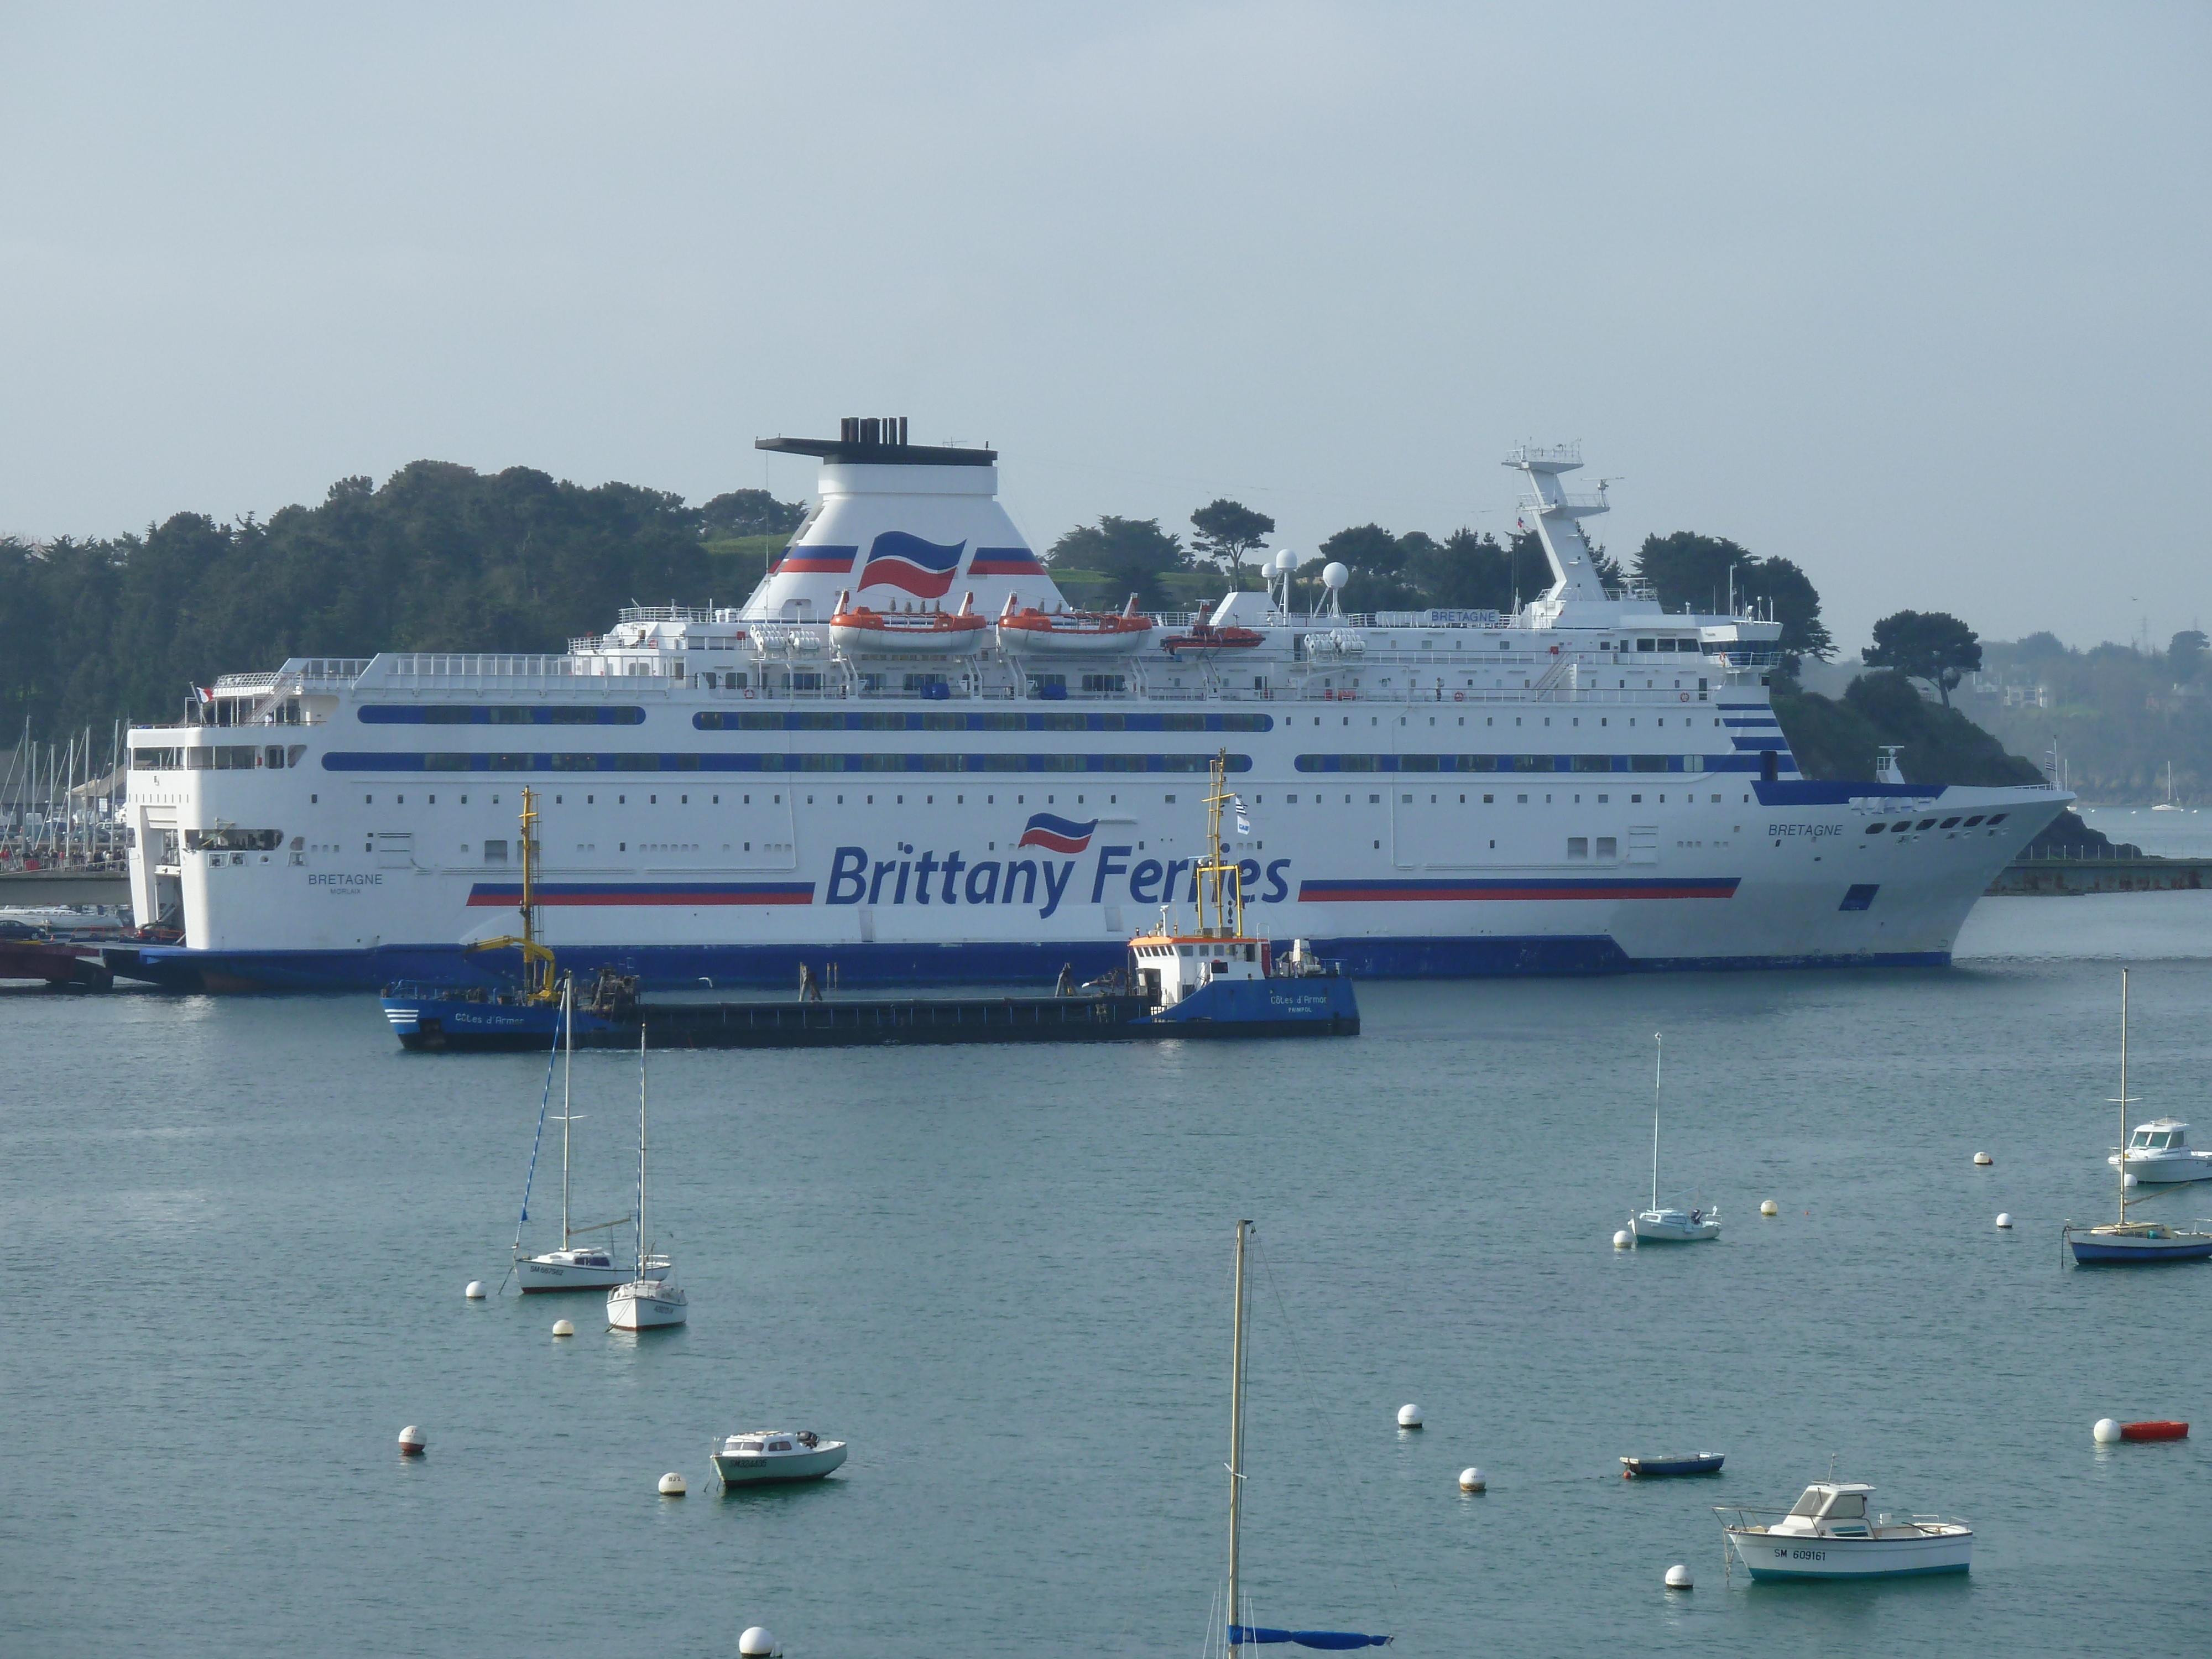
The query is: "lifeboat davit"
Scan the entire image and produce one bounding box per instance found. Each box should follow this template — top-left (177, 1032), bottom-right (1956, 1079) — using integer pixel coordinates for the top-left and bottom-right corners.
top-left (1160, 618), bottom-right (1264, 656)
top-left (994, 593), bottom-right (1156, 656)
top-left (829, 590), bottom-right (990, 656)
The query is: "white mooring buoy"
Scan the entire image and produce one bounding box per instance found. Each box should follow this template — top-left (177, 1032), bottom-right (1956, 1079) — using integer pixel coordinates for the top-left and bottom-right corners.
top-left (1613, 1229), bottom-right (1633, 1249)
top-left (551, 1319), bottom-right (575, 1338)
top-left (1973, 1151), bottom-right (1994, 1166)
top-left (1759, 1199), bottom-right (1778, 1217)
top-left (738, 1627), bottom-right (778, 1657)
top-left (2125, 1172), bottom-right (2140, 1188)
top-left (397, 1425), bottom-right (426, 1456)
top-left (1665, 1564), bottom-right (1693, 1590)
top-left (658, 1472), bottom-right (687, 1496)
top-left (1397, 1404), bottom-right (1424, 1430)
top-left (1995, 1213), bottom-right (2013, 1229)
top-left (1458, 1467), bottom-right (1485, 1492)
top-left (464, 1281), bottom-right (486, 1299)
top-left (2093, 1418), bottom-right (2122, 1444)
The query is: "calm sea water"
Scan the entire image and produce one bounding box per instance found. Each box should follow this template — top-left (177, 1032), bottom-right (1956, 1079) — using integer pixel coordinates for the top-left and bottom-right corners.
top-left (6, 903), bottom-right (2212, 1658)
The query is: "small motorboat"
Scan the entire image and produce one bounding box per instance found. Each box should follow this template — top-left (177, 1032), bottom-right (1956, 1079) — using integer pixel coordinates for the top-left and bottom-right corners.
top-left (711, 1430), bottom-right (848, 1485)
top-left (2120, 1420), bottom-right (2189, 1442)
top-left (2109, 1118), bottom-right (2212, 1183)
top-left (1718, 1480), bottom-right (1971, 1579)
top-left (1621, 1453), bottom-right (1724, 1479)
top-left (995, 593), bottom-right (1155, 655)
top-left (829, 589), bottom-right (990, 655)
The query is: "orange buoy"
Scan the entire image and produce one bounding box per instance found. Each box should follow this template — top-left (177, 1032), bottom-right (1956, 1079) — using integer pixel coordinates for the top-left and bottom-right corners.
top-left (2120, 1420), bottom-right (2189, 1442)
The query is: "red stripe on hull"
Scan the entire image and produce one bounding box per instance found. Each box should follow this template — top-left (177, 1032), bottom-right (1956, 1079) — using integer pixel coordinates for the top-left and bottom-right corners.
top-left (1301, 885), bottom-right (1739, 903)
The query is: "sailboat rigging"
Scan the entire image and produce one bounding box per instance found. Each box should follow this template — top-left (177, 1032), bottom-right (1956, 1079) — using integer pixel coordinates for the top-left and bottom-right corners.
top-left (2066, 969), bottom-right (2212, 1262)
top-left (1219, 1220), bottom-right (1390, 1655)
top-left (1630, 1032), bottom-right (1719, 1243)
top-left (512, 975), bottom-right (655, 1292)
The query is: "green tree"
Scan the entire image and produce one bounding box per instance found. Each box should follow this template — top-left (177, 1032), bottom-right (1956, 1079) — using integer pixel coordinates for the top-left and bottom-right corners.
top-left (1635, 532), bottom-right (1834, 665)
top-left (2169, 629), bottom-right (2207, 683)
top-left (1404, 529), bottom-right (1511, 611)
top-left (1044, 515), bottom-right (1190, 611)
top-left (701, 489), bottom-right (805, 538)
top-left (1864, 610), bottom-right (1981, 707)
top-left (1187, 498), bottom-right (1274, 578)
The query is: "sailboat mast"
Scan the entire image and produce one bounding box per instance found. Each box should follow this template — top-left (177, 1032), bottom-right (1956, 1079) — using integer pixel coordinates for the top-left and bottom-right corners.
top-left (1652, 1033), bottom-right (1663, 1212)
top-left (1228, 1218), bottom-right (1250, 1659)
top-left (560, 974), bottom-right (573, 1247)
top-left (2118, 969), bottom-right (2130, 1224)
top-left (636, 1023), bottom-right (648, 1276)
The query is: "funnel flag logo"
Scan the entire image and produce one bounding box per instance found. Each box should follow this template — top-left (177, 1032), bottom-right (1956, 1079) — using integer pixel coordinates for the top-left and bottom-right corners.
top-left (859, 532), bottom-right (966, 598)
top-left (1016, 813), bottom-right (1098, 854)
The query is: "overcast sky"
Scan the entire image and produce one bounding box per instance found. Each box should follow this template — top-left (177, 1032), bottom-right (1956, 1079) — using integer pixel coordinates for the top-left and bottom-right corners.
top-left (3, 3), bottom-right (2205, 653)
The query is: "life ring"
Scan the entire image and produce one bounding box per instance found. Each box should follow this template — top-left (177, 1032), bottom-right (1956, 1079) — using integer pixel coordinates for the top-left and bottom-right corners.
top-left (743, 688), bottom-right (757, 699)
top-left (1679, 692), bottom-right (1690, 702)
top-left (1453, 691), bottom-right (1464, 702)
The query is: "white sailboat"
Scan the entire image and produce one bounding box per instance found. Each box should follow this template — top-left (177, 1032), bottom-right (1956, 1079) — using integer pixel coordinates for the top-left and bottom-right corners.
top-left (515, 976), bottom-right (664, 1291)
top-left (2067, 970), bottom-right (2212, 1263)
top-left (1631, 1034), bottom-right (1719, 1243)
top-left (1218, 1221), bottom-right (1389, 1657)
top-left (608, 1026), bottom-right (688, 1329)
top-left (2153, 761), bottom-right (2181, 811)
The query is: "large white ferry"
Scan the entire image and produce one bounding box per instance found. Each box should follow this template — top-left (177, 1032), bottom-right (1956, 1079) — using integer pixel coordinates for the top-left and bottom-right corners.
top-left (112, 422), bottom-right (2068, 991)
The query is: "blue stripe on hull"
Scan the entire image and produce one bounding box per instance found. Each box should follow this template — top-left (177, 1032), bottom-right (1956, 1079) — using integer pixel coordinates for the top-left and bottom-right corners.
top-left (1742, 1562), bottom-right (1969, 1580)
top-left (109, 935), bottom-right (1957, 993)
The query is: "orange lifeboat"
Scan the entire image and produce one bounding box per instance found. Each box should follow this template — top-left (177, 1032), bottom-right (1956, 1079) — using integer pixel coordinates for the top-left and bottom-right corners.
top-left (994, 593), bottom-right (1156, 656)
top-left (1160, 619), bottom-right (1264, 656)
top-left (829, 590), bottom-right (990, 656)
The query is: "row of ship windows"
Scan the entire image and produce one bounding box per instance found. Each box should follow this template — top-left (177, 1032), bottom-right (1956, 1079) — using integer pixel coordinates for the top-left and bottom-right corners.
top-left (134, 749), bottom-right (1782, 786)
top-left (349, 706), bottom-right (1276, 733)
top-left (1869, 814), bottom-right (2006, 832)
top-left (315, 752), bottom-right (1247, 774)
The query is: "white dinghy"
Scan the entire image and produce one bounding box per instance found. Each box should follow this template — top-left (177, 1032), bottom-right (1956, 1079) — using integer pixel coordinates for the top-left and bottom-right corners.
top-left (607, 1026), bottom-right (687, 1331)
top-left (711, 1430), bottom-right (848, 1486)
top-left (1718, 1479), bottom-right (1971, 1579)
top-left (1630, 1034), bottom-right (1719, 1243)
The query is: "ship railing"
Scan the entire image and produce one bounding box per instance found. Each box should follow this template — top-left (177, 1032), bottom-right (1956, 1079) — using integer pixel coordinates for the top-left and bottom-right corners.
top-left (379, 653), bottom-right (659, 682)
top-left (617, 606), bottom-right (742, 625)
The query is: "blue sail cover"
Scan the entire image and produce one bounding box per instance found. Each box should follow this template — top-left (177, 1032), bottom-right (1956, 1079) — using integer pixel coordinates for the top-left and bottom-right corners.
top-left (1228, 1629), bottom-right (1391, 1650)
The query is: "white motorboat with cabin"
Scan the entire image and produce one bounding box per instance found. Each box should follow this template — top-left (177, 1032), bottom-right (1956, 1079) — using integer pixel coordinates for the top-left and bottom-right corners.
top-left (606, 1027), bottom-right (688, 1329)
top-left (1718, 1479), bottom-right (1971, 1579)
top-left (710, 1430), bottom-right (848, 1485)
top-left (113, 423), bottom-right (2073, 997)
top-left (2069, 971), bottom-right (2212, 1263)
top-left (2109, 1118), bottom-right (2212, 1184)
top-left (1630, 1033), bottom-right (1719, 1243)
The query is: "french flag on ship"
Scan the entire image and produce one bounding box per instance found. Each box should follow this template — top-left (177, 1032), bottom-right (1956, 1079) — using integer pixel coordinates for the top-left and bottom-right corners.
top-left (858, 531), bottom-right (966, 598)
top-left (1016, 813), bottom-right (1098, 854)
